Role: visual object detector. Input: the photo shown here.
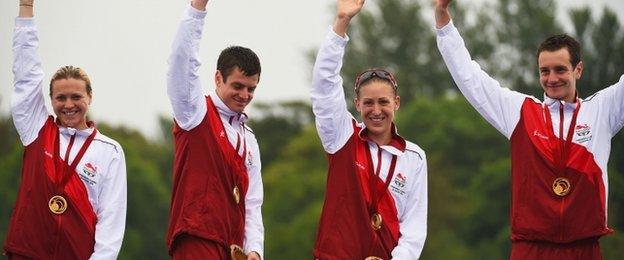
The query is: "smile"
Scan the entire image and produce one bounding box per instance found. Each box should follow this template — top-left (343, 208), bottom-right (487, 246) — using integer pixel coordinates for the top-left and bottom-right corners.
top-left (62, 110), bottom-right (79, 116)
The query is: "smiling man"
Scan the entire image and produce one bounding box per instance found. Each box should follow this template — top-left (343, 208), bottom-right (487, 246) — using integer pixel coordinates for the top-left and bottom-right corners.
top-left (165, 0), bottom-right (264, 259)
top-left (435, 0), bottom-right (624, 259)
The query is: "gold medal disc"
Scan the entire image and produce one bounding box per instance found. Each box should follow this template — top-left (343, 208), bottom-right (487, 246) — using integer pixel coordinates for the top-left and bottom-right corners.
top-left (49, 195), bottom-right (67, 214)
top-left (371, 213), bottom-right (382, 230)
top-left (552, 177), bottom-right (571, 196)
top-left (233, 186), bottom-right (241, 204)
top-left (364, 257), bottom-right (384, 260)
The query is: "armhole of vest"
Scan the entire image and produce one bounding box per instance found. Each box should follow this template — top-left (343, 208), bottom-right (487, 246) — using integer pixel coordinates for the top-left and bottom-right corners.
top-left (327, 119), bottom-right (359, 155)
top-left (25, 116), bottom-right (53, 148)
top-left (509, 98), bottom-right (535, 140)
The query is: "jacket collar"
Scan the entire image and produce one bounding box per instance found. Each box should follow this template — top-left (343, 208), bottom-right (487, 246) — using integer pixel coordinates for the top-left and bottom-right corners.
top-left (55, 119), bottom-right (96, 137)
top-left (357, 122), bottom-right (406, 155)
top-left (210, 92), bottom-right (249, 123)
top-left (542, 92), bottom-right (580, 110)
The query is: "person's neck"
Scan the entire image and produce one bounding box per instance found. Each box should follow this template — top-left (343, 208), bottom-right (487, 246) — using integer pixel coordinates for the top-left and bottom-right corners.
top-left (368, 132), bottom-right (392, 146)
top-left (62, 123), bottom-right (89, 130)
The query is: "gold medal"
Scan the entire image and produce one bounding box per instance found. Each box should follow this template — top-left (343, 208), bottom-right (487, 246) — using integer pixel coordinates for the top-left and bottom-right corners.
top-left (233, 186), bottom-right (241, 204)
top-left (552, 177), bottom-right (571, 196)
top-left (371, 213), bottom-right (382, 230)
top-left (49, 195), bottom-right (67, 214)
top-left (364, 257), bottom-right (384, 260)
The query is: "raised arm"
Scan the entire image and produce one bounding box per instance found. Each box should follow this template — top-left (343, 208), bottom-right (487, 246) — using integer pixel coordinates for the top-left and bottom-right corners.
top-left (434, 0), bottom-right (527, 139)
top-left (333, 0), bottom-right (365, 37)
top-left (19, 0), bottom-right (33, 17)
top-left (600, 75), bottom-right (624, 134)
top-left (166, 0), bottom-right (209, 131)
top-left (434, 0), bottom-right (452, 29)
top-left (11, 0), bottom-right (50, 146)
top-left (311, 0), bottom-right (366, 154)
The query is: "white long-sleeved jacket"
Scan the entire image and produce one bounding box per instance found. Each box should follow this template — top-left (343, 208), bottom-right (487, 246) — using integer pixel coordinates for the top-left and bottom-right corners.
top-left (311, 28), bottom-right (428, 259)
top-left (166, 6), bottom-right (264, 257)
top-left (11, 17), bottom-right (127, 260)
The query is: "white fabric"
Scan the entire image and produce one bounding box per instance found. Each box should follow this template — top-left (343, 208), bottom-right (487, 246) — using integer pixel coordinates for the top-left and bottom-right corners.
top-left (11, 17), bottom-right (127, 260)
top-left (311, 28), bottom-right (428, 259)
top-left (166, 5), bottom-right (264, 258)
top-left (436, 20), bottom-right (624, 222)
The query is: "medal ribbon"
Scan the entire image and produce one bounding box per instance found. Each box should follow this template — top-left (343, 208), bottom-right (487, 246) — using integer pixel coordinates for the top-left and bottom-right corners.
top-left (230, 116), bottom-right (248, 164)
top-left (364, 144), bottom-right (398, 215)
top-left (53, 128), bottom-right (98, 194)
top-left (543, 100), bottom-right (581, 176)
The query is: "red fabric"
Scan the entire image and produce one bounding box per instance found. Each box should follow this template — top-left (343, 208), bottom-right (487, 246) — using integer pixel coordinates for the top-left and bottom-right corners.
top-left (509, 99), bottom-right (612, 244)
top-left (171, 234), bottom-right (228, 260)
top-left (314, 120), bottom-right (400, 259)
top-left (510, 238), bottom-right (601, 260)
top-left (167, 96), bottom-right (249, 255)
top-left (4, 117), bottom-right (97, 260)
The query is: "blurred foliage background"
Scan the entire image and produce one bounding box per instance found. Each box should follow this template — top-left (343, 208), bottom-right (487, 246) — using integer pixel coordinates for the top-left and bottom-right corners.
top-left (1, 0), bottom-right (623, 259)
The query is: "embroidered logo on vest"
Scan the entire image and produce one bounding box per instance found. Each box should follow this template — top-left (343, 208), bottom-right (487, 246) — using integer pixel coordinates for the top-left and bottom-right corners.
top-left (355, 161), bottom-right (366, 170)
top-left (533, 130), bottom-right (549, 140)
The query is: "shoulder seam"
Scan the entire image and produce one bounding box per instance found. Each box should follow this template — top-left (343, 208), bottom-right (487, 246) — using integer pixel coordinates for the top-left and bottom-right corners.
top-left (243, 124), bottom-right (254, 134)
top-left (582, 92), bottom-right (598, 103)
top-left (405, 143), bottom-right (424, 160)
top-left (93, 138), bottom-right (119, 153)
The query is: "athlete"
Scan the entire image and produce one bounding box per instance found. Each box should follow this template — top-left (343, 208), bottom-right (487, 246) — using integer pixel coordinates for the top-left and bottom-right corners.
top-left (435, 0), bottom-right (623, 258)
top-left (311, 0), bottom-right (428, 259)
top-left (4, 1), bottom-right (127, 259)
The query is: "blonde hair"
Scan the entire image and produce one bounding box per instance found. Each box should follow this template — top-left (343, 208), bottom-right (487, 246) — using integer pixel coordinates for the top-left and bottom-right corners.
top-left (49, 65), bottom-right (92, 96)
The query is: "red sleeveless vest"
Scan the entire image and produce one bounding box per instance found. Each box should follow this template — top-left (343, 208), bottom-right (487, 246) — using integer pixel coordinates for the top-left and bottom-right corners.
top-left (167, 96), bottom-right (249, 253)
top-left (314, 121), bottom-right (400, 259)
top-left (510, 99), bottom-right (613, 243)
top-left (4, 117), bottom-right (97, 260)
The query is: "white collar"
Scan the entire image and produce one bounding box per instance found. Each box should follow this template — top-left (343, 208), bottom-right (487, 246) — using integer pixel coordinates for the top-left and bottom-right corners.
top-left (542, 93), bottom-right (580, 110)
top-left (58, 125), bottom-right (95, 137)
top-left (210, 92), bottom-right (249, 123)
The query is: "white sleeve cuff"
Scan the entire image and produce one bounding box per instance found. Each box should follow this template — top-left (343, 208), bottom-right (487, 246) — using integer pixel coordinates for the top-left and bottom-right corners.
top-left (187, 4), bottom-right (208, 19)
top-left (435, 19), bottom-right (456, 37)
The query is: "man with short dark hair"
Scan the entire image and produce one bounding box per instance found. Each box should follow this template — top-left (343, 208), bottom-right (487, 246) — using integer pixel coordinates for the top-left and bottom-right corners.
top-left (165, 0), bottom-right (264, 259)
top-left (435, 0), bottom-right (623, 258)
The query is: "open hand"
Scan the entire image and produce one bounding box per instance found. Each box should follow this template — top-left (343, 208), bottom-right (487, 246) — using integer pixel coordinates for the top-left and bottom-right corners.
top-left (434, 0), bottom-right (454, 28)
top-left (337, 0), bottom-right (365, 20)
top-left (434, 0), bottom-right (453, 10)
top-left (19, 0), bottom-right (34, 6)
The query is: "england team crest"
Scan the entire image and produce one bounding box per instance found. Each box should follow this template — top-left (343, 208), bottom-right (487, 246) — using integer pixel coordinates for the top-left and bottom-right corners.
top-left (83, 162), bottom-right (98, 178)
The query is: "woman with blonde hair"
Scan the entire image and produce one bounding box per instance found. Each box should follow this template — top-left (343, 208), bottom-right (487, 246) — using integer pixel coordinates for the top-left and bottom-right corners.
top-left (4, 1), bottom-right (127, 259)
